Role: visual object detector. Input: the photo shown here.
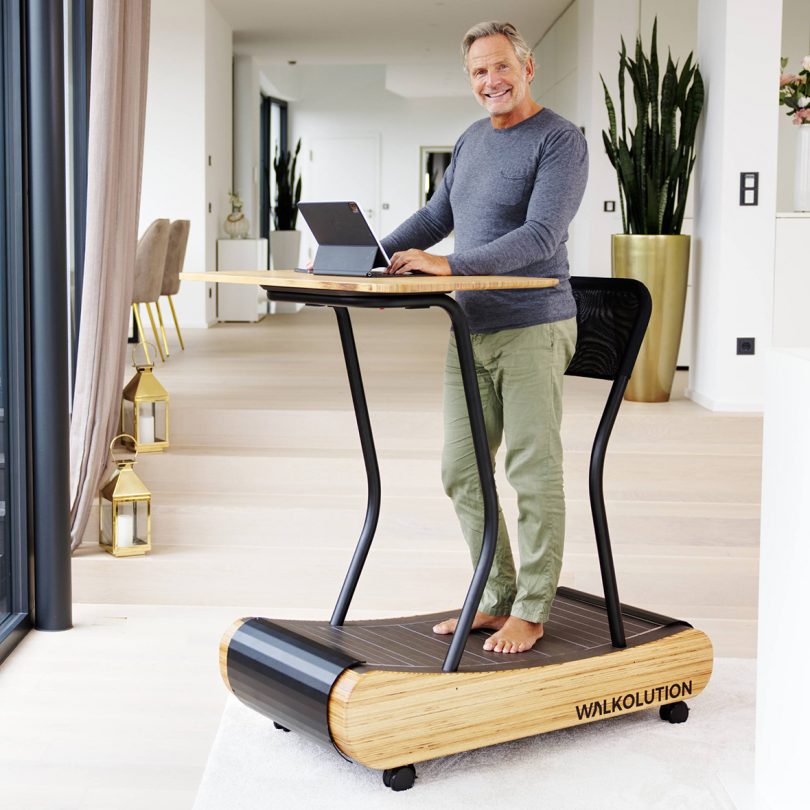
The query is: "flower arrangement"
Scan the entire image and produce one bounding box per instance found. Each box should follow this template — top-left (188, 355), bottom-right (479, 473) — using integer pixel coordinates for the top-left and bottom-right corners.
top-left (224, 191), bottom-right (249, 239)
top-left (779, 56), bottom-right (810, 125)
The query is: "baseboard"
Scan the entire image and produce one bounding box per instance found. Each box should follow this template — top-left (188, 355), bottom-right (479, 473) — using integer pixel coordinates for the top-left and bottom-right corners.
top-left (684, 387), bottom-right (763, 414)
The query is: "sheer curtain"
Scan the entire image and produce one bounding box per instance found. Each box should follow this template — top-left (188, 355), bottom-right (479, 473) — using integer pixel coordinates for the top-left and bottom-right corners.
top-left (69, 0), bottom-right (151, 550)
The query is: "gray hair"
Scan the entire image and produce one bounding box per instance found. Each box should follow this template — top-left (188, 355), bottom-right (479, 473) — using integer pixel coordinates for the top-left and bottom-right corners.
top-left (461, 21), bottom-right (532, 71)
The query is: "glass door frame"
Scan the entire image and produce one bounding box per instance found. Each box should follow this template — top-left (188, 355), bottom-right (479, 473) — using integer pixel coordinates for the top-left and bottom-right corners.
top-left (1, 0), bottom-right (75, 663)
top-left (0, 0), bottom-right (32, 664)
top-left (259, 95), bottom-right (289, 264)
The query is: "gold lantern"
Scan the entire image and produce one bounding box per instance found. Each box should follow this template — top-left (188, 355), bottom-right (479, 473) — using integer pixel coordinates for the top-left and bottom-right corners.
top-left (99, 434), bottom-right (152, 557)
top-left (121, 346), bottom-right (169, 453)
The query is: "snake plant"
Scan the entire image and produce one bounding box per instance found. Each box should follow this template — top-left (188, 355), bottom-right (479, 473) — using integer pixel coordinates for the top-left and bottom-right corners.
top-left (273, 138), bottom-right (302, 230)
top-left (601, 20), bottom-right (704, 235)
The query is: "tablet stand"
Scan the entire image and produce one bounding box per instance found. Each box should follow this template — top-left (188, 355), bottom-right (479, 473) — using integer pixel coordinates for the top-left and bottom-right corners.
top-left (312, 245), bottom-right (382, 276)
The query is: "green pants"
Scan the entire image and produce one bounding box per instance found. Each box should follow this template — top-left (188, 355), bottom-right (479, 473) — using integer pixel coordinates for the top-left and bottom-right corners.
top-left (441, 318), bottom-right (577, 624)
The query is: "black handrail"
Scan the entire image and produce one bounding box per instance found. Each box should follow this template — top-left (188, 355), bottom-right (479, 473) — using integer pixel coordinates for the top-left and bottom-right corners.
top-left (567, 276), bottom-right (652, 648)
top-left (588, 376), bottom-right (629, 647)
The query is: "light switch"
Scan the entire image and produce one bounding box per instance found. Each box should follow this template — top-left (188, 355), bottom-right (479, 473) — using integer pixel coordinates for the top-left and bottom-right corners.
top-left (739, 172), bottom-right (759, 206)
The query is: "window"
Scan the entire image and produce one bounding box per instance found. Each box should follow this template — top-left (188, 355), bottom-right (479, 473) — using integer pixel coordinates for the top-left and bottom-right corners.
top-left (0, 278), bottom-right (10, 629)
top-left (260, 95), bottom-right (289, 246)
top-left (419, 147), bottom-right (452, 207)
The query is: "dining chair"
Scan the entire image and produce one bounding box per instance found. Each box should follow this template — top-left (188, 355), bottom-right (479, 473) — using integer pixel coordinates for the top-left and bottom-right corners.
top-left (132, 219), bottom-right (170, 363)
top-left (157, 219), bottom-right (190, 351)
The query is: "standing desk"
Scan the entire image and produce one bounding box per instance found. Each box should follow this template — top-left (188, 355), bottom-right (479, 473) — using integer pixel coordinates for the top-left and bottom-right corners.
top-left (180, 269), bottom-right (557, 673)
top-left (180, 270), bottom-right (712, 785)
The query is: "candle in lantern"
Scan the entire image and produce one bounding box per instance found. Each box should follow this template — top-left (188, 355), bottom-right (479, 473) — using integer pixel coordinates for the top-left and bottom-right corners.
top-left (116, 513), bottom-right (135, 547)
top-left (138, 403), bottom-right (155, 444)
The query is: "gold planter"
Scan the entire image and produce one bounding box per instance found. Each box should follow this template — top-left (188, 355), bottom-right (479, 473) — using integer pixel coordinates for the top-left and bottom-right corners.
top-left (612, 234), bottom-right (690, 402)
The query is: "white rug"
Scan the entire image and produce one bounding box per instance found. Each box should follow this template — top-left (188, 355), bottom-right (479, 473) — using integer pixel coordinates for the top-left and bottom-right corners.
top-left (193, 659), bottom-right (754, 810)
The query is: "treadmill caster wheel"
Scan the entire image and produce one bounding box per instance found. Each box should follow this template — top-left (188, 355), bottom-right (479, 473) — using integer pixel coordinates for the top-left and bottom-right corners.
top-left (273, 721), bottom-right (291, 733)
top-left (659, 701), bottom-right (689, 724)
top-left (382, 764), bottom-right (416, 791)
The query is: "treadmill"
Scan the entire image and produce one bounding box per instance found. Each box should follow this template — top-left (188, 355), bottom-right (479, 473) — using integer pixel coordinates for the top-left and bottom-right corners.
top-left (219, 275), bottom-right (714, 792)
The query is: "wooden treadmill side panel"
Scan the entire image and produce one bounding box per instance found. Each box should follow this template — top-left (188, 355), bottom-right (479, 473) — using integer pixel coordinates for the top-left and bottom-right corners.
top-left (219, 618), bottom-right (244, 693)
top-left (329, 628), bottom-right (713, 769)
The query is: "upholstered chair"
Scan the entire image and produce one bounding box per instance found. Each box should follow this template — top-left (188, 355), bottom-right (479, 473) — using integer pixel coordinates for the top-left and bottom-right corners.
top-left (132, 219), bottom-right (171, 363)
top-left (157, 220), bottom-right (190, 351)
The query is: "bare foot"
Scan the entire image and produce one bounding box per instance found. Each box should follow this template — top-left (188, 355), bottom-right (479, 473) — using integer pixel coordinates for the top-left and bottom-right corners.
top-left (432, 610), bottom-right (508, 636)
top-left (482, 616), bottom-right (544, 654)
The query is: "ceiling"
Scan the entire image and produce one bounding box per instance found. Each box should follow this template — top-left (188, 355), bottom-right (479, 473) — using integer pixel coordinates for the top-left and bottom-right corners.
top-left (210, 0), bottom-right (573, 66)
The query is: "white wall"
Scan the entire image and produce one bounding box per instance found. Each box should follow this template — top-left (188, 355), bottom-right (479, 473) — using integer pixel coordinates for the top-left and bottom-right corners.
top-left (534, 3), bottom-right (579, 125)
top-left (261, 64), bottom-right (483, 262)
top-left (534, 2), bottom-right (586, 275)
top-left (689, 0), bottom-right (782, 411)
top-left (233, 55), bottom-right (262, 239)
top-left (140, 0), bottom-right (232, 329)
top-left (206, 3), bottom-right (233, 282)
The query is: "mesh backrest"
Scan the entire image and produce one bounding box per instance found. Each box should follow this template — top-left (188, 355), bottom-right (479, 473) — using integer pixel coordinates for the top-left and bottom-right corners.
top-left (565, 277), bottom-right (651, 382)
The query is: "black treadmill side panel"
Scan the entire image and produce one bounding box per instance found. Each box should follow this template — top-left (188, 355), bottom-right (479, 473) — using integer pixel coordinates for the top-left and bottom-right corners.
top-left (227, 619), bottom-right (361, 747)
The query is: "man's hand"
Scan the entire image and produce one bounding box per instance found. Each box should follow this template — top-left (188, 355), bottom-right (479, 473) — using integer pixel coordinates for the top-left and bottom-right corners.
top-left (386, 250), bottom-right (451, 276)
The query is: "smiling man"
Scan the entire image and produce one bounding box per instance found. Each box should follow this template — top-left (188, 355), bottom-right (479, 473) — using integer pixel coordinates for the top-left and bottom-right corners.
top-left (381, 21), bottom-right (588, 654)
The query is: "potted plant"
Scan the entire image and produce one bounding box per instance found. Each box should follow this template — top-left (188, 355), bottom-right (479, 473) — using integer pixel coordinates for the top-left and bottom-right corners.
top-left (601, 20), bottom-right (704, 402)
top-left (779, 56), bottom-right (810, 211)
top-left (270, 138), bottom-right (302, 270)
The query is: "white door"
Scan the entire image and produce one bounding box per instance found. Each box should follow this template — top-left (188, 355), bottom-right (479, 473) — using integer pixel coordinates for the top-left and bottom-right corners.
top-left (303, 135), bottom-right (380, 262)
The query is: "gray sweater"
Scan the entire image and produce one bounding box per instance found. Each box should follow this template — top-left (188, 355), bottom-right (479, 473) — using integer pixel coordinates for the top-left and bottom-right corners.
top-left (382, 108), bottom-right (588, 333)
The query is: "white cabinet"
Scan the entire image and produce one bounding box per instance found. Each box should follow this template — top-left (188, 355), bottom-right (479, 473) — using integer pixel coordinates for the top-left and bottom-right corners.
top-left (772, 213), bottom-right (810, 348)
top-left (216, 239), bottom-right (267, 322)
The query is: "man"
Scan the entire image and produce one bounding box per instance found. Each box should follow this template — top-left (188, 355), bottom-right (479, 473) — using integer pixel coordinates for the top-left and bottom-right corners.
top-left (382, 21), bottom-right (587, 654)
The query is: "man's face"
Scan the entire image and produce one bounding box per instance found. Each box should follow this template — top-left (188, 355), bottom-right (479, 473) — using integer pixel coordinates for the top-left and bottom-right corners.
top-left (466, 34), bottom-right (534, 123)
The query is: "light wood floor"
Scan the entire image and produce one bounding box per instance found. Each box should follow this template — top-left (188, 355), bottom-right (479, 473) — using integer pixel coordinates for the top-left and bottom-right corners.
top-left (0, 306), bottom-right (762, 808)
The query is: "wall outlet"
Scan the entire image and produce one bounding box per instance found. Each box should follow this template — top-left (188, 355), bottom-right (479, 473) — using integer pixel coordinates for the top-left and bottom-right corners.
top-left (736, 337), bottom-right (755, 355)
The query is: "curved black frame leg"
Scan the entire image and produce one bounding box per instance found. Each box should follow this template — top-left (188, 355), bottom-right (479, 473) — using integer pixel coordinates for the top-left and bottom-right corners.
top-left (330, 306), bottom-right (382, 627)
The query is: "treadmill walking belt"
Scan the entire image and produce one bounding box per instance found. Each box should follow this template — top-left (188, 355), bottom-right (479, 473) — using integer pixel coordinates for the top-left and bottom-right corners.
top-left (268, 587), bottom-right (691, 673)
